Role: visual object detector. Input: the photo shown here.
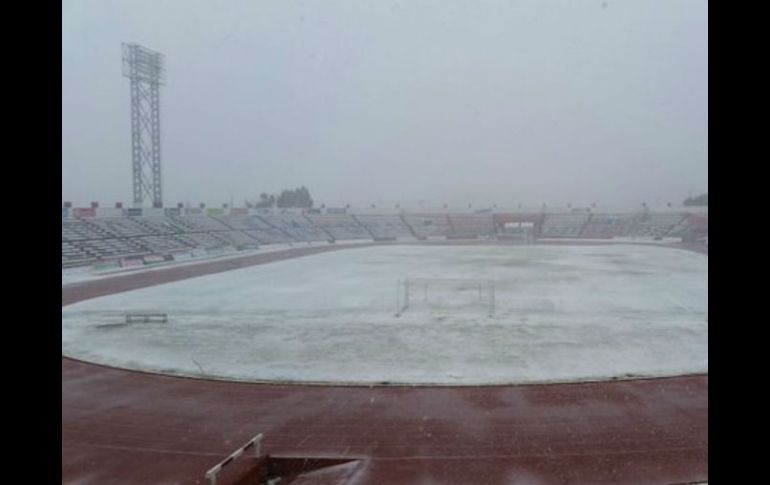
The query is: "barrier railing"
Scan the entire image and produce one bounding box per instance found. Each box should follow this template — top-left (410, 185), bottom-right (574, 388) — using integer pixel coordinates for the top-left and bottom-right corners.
top-left (204, 433), bottom-right (263, 485)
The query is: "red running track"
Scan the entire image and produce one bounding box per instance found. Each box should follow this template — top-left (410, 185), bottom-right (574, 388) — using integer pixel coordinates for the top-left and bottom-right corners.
top-left (62, 243), bottom-right (707, 485)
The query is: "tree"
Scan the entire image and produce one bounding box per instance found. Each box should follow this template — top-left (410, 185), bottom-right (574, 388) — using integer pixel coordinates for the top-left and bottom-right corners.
top-left (255, 193), bottom-right (275, 208)
top-left (276, 190), bottom-right (291, 208)
top-left (247, 187), bottom-right (314, 209)
top-left (294, 186), bottom-right (313, 208)
top-left (276, 187), bottom-right (314, 209)
top-left (684, 193), bottom-right (708, 207)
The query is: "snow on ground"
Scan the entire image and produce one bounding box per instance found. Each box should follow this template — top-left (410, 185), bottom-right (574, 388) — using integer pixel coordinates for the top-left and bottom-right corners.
top-left (538, 237), bottom-right (683, 244)
top-left (61, 241), bottom-right (360, 285)
top-left (62, 244), bottom-right (708, 385)
top-left (62, 248), bottom-right (261, 285)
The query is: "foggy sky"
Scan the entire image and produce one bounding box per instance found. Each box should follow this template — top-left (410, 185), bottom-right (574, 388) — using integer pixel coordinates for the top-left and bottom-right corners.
top-left (62, 0), bottom-right (707, 209)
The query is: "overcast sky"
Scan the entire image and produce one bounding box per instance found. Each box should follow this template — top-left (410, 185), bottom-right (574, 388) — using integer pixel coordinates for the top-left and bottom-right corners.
top-left (62, 0), bottom-right (707, 209)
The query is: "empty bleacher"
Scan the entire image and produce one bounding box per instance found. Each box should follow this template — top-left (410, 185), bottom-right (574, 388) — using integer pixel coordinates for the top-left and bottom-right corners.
top-left (626, 213), bottom-right (686, 238)
top-left (133, 216), bottom-right (188, 234)
top-left (579, 214), bottom-right (634, 239)
top-left (84, 217), bottom-right (150, 238)
top-left (305, 214), bottom-right (370, 240)
top-left (61, 209), bottom-right (706, 269)
top-left (172, 215), bottom-right (232, 232)
top-left (61, 214), bottom-right (270, 268)
top-left (540, 213), bottom-right (591, 238)
top-left (260, 213), bottom-right (329, 242)
top-left (353, 214), bottom-right (413, 240)
top-left (213, 215), bottom-right (252, 230)
top-left (135, 235), bottom-right (195, 254)
top-left (62, 241), bottom-right (94, 268)
top-left (243, 228), bottom-right (291, 244)
top-left (402, 214), bottom-right (453, 238)
top-left (62, 219), bottom-right (111, 240)
top-left (218, 215), bottom-right (292, 244)
top-left (175, 232), bottom-right (232, 249)
top-left (214, 230), bottom-right (261, 248)
top-left (448, 214), bottom-right (495, 238)
top-left (76, 238), bottom-right (147, 260)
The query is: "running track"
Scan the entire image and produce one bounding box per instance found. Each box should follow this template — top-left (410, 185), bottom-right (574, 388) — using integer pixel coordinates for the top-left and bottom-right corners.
top-left (62, 243), bottom-right (708, 484)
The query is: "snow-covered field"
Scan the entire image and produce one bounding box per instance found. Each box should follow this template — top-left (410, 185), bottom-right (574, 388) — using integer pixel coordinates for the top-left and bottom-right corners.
top-left (62, 244), bottom-right (708, 385)
top-left (61, 241), bottom-right (349, 285)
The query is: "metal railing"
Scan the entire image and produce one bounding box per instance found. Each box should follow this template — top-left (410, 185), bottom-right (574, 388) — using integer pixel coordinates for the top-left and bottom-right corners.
top-left (204, 433), bottom-right (263, 485)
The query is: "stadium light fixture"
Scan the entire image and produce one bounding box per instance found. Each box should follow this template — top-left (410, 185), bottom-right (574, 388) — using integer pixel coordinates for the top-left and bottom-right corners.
top-left (122, 43), bottom-right (166, 208)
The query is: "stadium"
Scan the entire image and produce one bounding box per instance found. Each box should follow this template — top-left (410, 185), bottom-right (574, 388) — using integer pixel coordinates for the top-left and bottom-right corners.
top-left (62, 207), bottom-right (707, 484)
top-left (63, 3), bottom-right (707, 482)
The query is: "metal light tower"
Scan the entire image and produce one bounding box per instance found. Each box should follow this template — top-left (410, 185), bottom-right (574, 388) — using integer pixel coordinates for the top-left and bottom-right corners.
top-left (122, 43), bottom-right (166, 207)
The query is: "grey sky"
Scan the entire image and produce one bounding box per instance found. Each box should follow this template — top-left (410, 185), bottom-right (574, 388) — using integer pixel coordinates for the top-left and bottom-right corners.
top-left (62, 0), bottom-right (707, 209)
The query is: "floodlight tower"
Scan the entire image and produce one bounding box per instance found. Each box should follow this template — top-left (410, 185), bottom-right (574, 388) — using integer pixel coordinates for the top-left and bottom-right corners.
top-left (122, 43), bottom-right (166, 207)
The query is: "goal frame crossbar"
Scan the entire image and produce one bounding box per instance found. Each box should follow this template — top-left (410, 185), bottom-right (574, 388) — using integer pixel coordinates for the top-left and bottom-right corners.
top-left (397, 278), bottom-right (495, 317)
top-left (125, 312), bottom-right (168, 323)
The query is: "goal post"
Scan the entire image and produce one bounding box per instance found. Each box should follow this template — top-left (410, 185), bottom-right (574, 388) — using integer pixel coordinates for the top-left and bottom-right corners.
top-left (397, 278), bottom-right (495, 317)
top-left (125, 312), bottom-right (168, 323)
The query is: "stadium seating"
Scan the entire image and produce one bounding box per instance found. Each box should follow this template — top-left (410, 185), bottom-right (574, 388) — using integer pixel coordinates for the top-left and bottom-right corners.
top-left (76, 237), bottom-right (147, 260)
top-left (85, 217), bottom-right (150, 238)
top-left (540, 213), bottom-right (591, 238)
top-left (305, 214), bottom-right (370, 240)
top-left (260, 213), bottom-right (330, 242)
top-left (62, 241), bottom-right (94, 268)
top-left (217, 215), bottom-right (293, 244)
top-left (172, 215), bottom-right (232, 232)
top-left (175, 232), bottom-right (232, 249)
top-left (214, 230), bottom-right (261, 248)
top-left (579, 214), bottom-right (634, 239)
top-left (402, 214), bottom-right (453, 238)
top-left (448, 214), bottom-right (495, 238)
top-left (626, 213), bottom-right (686, 238)
top-left (667, 214), bottom-right (708, 240)
top-left (133, 216), bottom-right (188, 234)
top-left (353, 214), bottom-right (413, 239)
top-left (62, 219), bottom-right (111, 240)
top-left (135, 235), bottom-right (195, 254)
top-left (61, 209), bottom-right (707, 269)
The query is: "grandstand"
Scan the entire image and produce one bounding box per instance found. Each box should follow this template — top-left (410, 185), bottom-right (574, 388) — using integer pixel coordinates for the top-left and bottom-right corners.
top-left (85, 217), bottom-right (150, 238)
top-left (540, 212), bottom-right (592, 238)
top-left (61, 241), bottom-right (94, 267)
top-left (260, 212), bottom-right (329, 242)
top-left (447, 213), bottom-right (495, 238)
top-left (402, 213), bottom-right (454, 238)
top-left (353, 214), bottom-right (414, 240)
top-left (668, 213), bottom-right (709, 240)
top-left (173, 214), bottom-right (232, 232)
top-left (74, 237), bottom-right (146, 261)
top-left (216, 215), bottom-right (292, 245)
top-left (61, 207), bottom-right (707, 270)
top-left (627, 212), bottom-right (687, 238)
top-left (579, 213), bottom-right (634, 239)
top-left (62, 218), bottom-right (112, 240)
top-left (135, 235), bottom-right (194, 253)
top-left (305, 213), bottom-right (371, 240)
top-left (62, 205), bottom-right (709, 485)
top-left (174, 232), bottom-right (231, 250)
top-left (210, 230), bottom-right (260, 249)
top-left (133, 216), bottom-right (188, 234)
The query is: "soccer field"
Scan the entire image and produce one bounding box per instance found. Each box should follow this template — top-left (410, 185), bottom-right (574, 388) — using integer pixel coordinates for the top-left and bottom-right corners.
top-left (62, 244), bottom-right (708, 385)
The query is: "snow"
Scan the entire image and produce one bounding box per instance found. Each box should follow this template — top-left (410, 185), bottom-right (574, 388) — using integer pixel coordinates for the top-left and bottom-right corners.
top-left (538, 237), bottom-right (683, 244)
top-left (62, 244), bottom-right (708, 385)
top-left (61, 241), bottom-right (349, 285)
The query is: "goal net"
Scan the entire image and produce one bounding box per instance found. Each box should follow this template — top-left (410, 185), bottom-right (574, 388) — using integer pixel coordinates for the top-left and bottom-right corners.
top-left (397, 278), bottom-right (495, 317)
